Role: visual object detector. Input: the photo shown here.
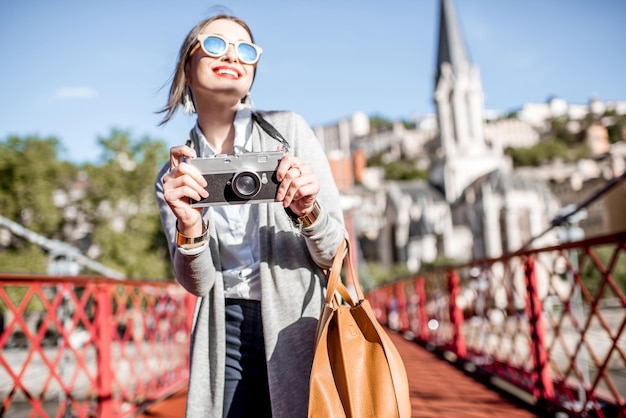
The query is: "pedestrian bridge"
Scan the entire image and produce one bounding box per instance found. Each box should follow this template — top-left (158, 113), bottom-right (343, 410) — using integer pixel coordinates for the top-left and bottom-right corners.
top-left (137, 330), bottom-right (537, 418)
top-left (1, 231), bottom-right (625, 417)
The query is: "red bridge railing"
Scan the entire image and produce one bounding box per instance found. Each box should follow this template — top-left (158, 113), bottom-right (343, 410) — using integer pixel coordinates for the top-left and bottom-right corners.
top-left (0, 275), bottom-right (195, 417)
top-left (367, 231), bottom-right (626, 417)
top-left (2, 231), bottom-right (625, 417)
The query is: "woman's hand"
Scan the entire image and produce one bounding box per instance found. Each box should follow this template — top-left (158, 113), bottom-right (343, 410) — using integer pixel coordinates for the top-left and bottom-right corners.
top-left (162, 145), bottom-right (209, 236)
top-left (275, 153), bottom-right (320, 217)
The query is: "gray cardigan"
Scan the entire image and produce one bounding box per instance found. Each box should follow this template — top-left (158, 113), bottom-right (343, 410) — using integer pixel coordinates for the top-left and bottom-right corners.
top-left (155, 110), bottom-right (346, 418)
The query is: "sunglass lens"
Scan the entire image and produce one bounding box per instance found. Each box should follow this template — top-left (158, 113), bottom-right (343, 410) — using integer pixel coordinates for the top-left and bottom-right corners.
top-left (237, 43), bottom-right (258, 64)
top-left (202, 36), bottom-right (227, 56)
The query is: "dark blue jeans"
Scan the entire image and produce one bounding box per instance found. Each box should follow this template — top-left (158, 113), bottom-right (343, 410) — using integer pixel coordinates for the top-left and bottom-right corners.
top-left (223, 299), bottom-right (272, 418)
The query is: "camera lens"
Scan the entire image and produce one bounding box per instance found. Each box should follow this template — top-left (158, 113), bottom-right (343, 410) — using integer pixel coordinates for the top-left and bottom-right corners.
top-left (232, 171), bottom-right (261, 199)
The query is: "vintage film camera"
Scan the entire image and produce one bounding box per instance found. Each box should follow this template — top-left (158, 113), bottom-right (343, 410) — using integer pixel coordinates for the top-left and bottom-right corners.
top-left (187, 151), bottom-right (284, 207)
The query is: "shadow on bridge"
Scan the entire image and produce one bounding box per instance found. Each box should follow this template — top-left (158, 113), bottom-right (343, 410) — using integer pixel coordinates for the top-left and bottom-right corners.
top-left (139, 329), bottom-right (538, 418)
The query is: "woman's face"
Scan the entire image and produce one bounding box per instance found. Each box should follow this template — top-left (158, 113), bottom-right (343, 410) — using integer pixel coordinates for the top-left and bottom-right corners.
top-left (186, 19), bottom-right (256, 104)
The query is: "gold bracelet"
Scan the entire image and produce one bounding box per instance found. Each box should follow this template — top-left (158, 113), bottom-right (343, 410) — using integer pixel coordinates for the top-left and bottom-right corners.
top-left (175, 221), bottom-right (209, 249)
top-left (297, 200), bottom-right (321, 227)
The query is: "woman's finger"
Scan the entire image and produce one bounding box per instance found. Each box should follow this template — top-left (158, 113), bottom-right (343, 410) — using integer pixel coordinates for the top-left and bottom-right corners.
top-left (164, 172), bottom-right (208, 200)
top-left (170, 145), bottom-right (198, 169)
top-left (276, 164), bottom-right (305, 202)
top-left (276, 154), bottom-right (304, 181)
top-left (164, 182), bottom-right (208, 203)
top-left (174, 162), bottom-right (208, 188)
top-left (281, 172), bottom-right (319, 209)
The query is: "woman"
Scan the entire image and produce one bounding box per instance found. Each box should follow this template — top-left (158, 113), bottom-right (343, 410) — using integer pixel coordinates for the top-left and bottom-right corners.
top-left (154, 13), bottom-right (346, 418)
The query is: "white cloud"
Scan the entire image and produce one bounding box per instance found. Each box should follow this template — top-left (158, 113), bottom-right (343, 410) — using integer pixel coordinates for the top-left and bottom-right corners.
top-left (55, 86), bottom-right (98, 100)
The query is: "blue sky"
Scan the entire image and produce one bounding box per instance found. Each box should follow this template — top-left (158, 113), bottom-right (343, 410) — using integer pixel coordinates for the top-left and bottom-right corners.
top-left (1, 0), bottom-right (625, 163)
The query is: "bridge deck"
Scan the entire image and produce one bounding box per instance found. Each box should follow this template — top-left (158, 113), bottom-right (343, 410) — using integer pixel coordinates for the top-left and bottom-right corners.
top-left (138, 330), bottom-right (538, 417)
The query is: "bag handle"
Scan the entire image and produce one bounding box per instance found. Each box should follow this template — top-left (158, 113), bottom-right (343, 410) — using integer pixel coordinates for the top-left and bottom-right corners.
top-left (325, 237), bottom-right (365, 307)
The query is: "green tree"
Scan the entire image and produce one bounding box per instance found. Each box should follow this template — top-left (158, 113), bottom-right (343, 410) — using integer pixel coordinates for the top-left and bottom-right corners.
top-left (383, 161), bottom-right (427, 181)
top-left (0, 243), bottom-right (47, 273)
top-left (0, 131), bottom-right (172, 279)
top-left (581, 246), bottom-right (626, 298)
top-left (505, 138), bottom-right (590, 168)
top-left (80, 129), bottom-right (171, 279)
top-left (549, 116), bottom-right (577, 146)
top-left (364, 262), bottom-right (412, 288)
top-left (369, 115), bottom-right (393, 132)
top-left (367, 151), bottom-right (427, 181)
top-left (0, 135), bottom-right (77, 237)
top-left (607, 125), bottom-right (624, 144)
top-left (0, 135), bottom-right (79, 274)
top-left (401, 119), bottom-right (416, 130)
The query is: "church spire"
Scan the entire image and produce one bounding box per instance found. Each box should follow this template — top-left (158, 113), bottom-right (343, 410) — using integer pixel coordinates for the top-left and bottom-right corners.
top-left (435, 0), bottom-right (470, 84)
top-left (430, 0), bottom-right (502, 203)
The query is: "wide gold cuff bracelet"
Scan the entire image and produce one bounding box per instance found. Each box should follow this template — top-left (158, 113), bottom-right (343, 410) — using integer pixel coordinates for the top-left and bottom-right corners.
top-left (175, 222), bottom-right (209, 249)
top-left (296, 200), bottom-right (321, 227)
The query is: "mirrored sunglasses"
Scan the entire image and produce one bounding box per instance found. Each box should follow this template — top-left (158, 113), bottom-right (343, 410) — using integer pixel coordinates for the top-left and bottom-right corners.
top-left (192, 34), bottom-right (263, 65)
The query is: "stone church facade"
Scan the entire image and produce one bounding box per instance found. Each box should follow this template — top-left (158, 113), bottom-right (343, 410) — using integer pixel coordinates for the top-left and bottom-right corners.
top-left (317, 0), bottom-right (561, 271)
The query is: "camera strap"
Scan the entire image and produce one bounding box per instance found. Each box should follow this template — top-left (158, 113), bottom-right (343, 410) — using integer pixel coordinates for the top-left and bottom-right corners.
top-left (252, 111), bottom-right (291, 152)
top-left (185, 111), bottom-right (291, 152)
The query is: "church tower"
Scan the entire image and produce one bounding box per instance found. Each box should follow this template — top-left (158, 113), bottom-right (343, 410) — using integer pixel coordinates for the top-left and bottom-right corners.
top-left (429, 0), bottom-right (505, 203)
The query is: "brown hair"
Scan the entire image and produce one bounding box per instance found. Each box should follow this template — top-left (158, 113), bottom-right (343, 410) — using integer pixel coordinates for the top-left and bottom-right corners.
top-left (157, 14), bottom-right (256, 126)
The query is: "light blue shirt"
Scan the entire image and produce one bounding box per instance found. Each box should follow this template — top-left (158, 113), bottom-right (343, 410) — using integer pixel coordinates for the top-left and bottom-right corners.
top-left (194, 104), bottom-right (262, 300)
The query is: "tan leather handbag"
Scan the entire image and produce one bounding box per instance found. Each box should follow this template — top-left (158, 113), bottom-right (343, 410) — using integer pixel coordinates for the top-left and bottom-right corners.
top-left (308, 238), bottom-right (412, 418)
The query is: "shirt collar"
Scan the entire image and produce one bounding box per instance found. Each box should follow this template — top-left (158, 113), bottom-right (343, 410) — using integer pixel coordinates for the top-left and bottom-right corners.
top-left (194, 101), bottom-right (254, 157)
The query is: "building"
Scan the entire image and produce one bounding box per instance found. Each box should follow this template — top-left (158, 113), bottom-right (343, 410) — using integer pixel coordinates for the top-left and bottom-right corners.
top-left (319, 0), bottom-right (626, 274)
top-left (320, 0), bottom-right (562, 271)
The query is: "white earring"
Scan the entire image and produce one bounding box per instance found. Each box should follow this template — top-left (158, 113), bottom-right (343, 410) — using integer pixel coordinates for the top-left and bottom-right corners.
top-left (182, 87), bottom-right (196, 114)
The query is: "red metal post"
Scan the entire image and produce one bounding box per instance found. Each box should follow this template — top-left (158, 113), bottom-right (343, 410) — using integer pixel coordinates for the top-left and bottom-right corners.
top-left (95, 283), bottom-right (114, 418)
top-left (415, 277), bottom-right (429, 341)
top-left (448, 269), bottom-right (466, 358)
top-left (370, 288), bottom-right (386, 324)
top-left (185, 292), bottom-right (196, 336)
top-left (369, 288), bottom-right (379, 320)
top-left (524, 256), bottom-right (554, 405)
top-left (377, 286), bottom-right (390, 326)
top-left (395, 281), bottom-right (409, 332)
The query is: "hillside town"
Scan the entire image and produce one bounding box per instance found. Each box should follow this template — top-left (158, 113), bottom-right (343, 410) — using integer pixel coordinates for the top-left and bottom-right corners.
top-left (1, 0), bottom-right (624, 282)
top-left (314, 0), bottom-right (626, 275)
